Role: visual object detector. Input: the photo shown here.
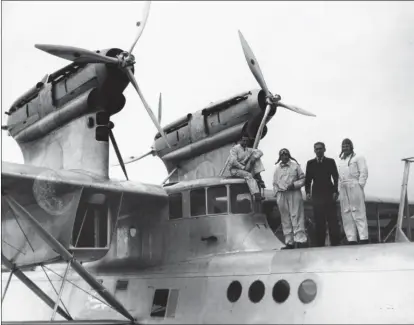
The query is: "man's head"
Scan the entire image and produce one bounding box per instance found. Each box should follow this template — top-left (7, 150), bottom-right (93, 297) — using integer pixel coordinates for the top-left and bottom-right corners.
top-left (279, 148), bottom-right (290, 164)
top-left (240, 136), bottom-right (250, 148)
top-left (275, 148), bottom-right (299, 165)
top-left (341, 138), bottom-right (354, 157)
top-left (314, 142), bottom-right (326, 158)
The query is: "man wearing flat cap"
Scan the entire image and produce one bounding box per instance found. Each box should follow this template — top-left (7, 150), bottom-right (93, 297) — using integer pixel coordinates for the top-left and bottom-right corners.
top-left (228, 135), bottom-right (265, 201)
top-left (273, 148), bottom-right (307, 249)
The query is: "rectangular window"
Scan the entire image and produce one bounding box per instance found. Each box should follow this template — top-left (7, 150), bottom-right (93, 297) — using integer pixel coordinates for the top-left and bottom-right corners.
top-left (190, 188), bottom-right (206, 216)
top-left (150, 289), bottom-right (169, 317)
top-left (168, 193), bottom-right (183, 220)
top-left (166, 289), bottom-right (179, 318)
top-left (207, 186), bottom-right (228, 215)
top-left (230, 184), bottom-right (252, 214)
top-left (71, 201), bottom-right (109, 248)
top-left (150, 289), bottom-right (179, 319)
top-left (114, 279), bottom-right (129, 307)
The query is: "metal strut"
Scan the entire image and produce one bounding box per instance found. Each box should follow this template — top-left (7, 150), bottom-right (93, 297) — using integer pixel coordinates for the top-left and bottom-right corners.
top-left (1, 254), bottom-right (72, 320)
top-left (395, 158), bottom-right (413, 242)
top-left (1, 268), bottom-right (14, 303)
top-left (51, 260), bottom-right (72, 320)
top-left (4, 195), bottom-right (135, 322)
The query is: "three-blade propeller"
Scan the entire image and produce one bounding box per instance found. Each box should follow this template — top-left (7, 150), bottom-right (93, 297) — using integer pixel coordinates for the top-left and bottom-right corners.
top-left (238, 30), bottom-right (316, 149)
top-left (33, 1), bottom-right (171, 179)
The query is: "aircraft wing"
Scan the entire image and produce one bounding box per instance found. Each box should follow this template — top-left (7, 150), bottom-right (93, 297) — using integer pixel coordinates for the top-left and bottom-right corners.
top-left (1, 161), bottom-right (167, 269)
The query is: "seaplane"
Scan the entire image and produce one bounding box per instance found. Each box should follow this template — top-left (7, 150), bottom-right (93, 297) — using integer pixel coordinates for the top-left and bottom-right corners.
top-left (1, 2), bottom-right (413, 324)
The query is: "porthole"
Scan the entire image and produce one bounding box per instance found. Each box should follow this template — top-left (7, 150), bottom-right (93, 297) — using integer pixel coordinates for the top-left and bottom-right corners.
top-left (272, 280), bottom-right (290, 303)
top-left (248, 280), bottom-right (265, 303)
top-left (298, 279), bottom-right (317, 304)
top-left (227, 281), bottom-right (242, 303)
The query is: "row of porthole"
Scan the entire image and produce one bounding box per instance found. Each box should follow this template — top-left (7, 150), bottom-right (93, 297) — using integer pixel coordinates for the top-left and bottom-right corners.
top-left (227, 279), bottom-right (317, 304)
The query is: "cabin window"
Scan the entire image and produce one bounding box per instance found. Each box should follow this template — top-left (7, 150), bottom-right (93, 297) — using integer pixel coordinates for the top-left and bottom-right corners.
top-left (169, 193), bottom-right (183, 220)
top-left (230, 184), bottom-right (252, 214)
top-left (273, 279), bottom-right (290, 303)
top-left (71, 193), bottom-right (109, 248)
top-left (190, 188), bottom-right (206, 217)
top-left (207, 186), bottom-right (228, 214)
top-left (150, 289), bottom-right (179, 318)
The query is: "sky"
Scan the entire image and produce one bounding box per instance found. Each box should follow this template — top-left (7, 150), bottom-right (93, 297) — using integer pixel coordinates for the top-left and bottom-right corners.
top-left (2, 1), bottom-right (414, 200)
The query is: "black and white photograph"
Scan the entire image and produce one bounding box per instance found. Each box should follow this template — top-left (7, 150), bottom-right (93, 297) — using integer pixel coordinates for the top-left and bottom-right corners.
top-left (1, 1), bottom-right (414, 323)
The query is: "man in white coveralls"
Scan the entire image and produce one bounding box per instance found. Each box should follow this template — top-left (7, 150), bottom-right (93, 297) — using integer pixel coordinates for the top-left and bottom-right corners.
top-left (337, 138), bottom-right (369, 245)
top-left (273, 148), bottom-right (308, 249)
top-left (228, 135), bottom-right (265, 201)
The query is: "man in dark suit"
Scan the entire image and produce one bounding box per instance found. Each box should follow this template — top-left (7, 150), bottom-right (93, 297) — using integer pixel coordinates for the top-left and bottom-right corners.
top-left (305, 142), bottom-right (341, 247)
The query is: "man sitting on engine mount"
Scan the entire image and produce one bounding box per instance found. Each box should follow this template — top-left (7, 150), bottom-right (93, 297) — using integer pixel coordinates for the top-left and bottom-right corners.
top-left (228, 135), bottom-right (265, 201)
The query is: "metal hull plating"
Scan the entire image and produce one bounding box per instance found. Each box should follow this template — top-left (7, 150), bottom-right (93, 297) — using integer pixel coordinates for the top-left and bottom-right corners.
top-left (2, 243), bottom-right (414, 324)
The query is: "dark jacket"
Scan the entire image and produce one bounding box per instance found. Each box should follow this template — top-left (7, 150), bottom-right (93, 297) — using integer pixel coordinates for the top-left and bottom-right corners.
top-left (305, 157), bottom-right (339, 198)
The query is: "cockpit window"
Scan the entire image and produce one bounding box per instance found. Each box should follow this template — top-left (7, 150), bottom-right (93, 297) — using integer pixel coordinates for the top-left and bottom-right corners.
top-left (168, 193), bottom-right (182, 220)
top-left (190, 188), bottom-right (206, 216)
top-left (230, 184), bottom-right (252, 214)
top-left (207, 186), bottom-right (228, 215)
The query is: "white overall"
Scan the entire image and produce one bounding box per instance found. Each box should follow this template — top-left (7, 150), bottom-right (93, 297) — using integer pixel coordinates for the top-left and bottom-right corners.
top-left (228, 144), bottom-right (264, 195)
top-left (337, 154), bottom-right (369, 241)
top-left (273, 161), bottom-right (307, 244)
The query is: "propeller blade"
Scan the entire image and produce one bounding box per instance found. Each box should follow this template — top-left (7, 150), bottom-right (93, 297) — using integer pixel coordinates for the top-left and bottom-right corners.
top-left (238, 31), bottom-right (271, 97)
top-left (253, 104), bottom-right (272, 149)
top-left (35, 44), bottom-right (119, 65)
top-left (108, 129), bottom-right (129, 180)
top-left (158, 92), bottom-right (162, 124)
top-left (124, 68), bottom-right (171, 148)
top-left (128, 1), bottom-right (152, 54)
top-left (278, 101), bottom-right (316, 117)
top-left (112, 149), bottom-right (154, 167)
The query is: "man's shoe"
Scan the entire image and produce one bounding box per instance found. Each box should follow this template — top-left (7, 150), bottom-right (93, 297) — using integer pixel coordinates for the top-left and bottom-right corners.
top-left (360, 239), bottom-right (369, 245)
top-left (282, 244), bottom-right (294, 250)
top-left (295, 242), bottom-right (308, 249)
top-left (253, 193), bottom-right (264, 201)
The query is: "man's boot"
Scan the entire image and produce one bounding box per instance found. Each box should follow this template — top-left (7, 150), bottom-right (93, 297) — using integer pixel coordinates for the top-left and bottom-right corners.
top-left (254, 173), bottom-right (266, 188)
top-left (282, 244), bottom-right (295, 250)
top-left (347, 241), bottom-right (358, 245)
top-left (295, 242), bottom-right (308, 249)
top-left (360, 239), bottom-right (369, 245)
top-left (253, 193), bottom-right (264, 201)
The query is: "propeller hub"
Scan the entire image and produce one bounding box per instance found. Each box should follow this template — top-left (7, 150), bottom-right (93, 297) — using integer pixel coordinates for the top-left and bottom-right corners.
top-left (266, 94), bottom-right (281, 105)
top-left (117, 51), bottom-right (136, 68)
top-left (108, 121), bottom-right (115, 129)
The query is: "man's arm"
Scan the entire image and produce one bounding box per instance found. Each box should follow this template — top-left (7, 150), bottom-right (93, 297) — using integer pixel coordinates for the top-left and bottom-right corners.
top-left (305, 160), bottom-right (313, 195)
top-left (331, 159), bottom-right (339, 194)
top-left (357, 156), bottom-right (368, 188)
top-left (273, 168), bottom-right (280, 196)
top-left (293, 164), bottom-right (306, 189)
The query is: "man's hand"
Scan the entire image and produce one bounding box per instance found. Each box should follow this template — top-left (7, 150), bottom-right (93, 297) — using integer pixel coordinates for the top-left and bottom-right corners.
top-left (245, 161), bottom-right (251, 171)
top-left (306, 193), bottom-right (312, 201)
top-left (333, 193), bottom-right (339, 201)
top-left (287, 183), bottom-right (295, 191)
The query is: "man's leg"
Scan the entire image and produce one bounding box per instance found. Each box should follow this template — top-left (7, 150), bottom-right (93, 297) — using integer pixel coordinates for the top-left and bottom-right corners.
top-left (249, 158), bottom-right (266, 188)
top-left (349, 185), bottom-right (369, 244)
top-left (277, 193), bottom-right (294, 248)
top-left (291, 191), bottom-right (308, 247)
top-left (312, 202), bottom-right (327, 247)
top-left (326, 200), bottom-right (341, 246)
top-left (231, 169), bottom-right (260, 197)
top-left (339, 186), bottom-right (358, 244)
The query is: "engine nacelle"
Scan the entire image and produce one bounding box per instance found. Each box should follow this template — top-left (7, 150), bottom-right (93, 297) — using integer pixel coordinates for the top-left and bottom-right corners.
top-left (6, 48), bottom-right (131, 143)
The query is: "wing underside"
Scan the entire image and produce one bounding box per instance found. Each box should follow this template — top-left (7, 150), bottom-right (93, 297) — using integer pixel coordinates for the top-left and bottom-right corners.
top-left (1, 161), bottom-right (167, 269)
